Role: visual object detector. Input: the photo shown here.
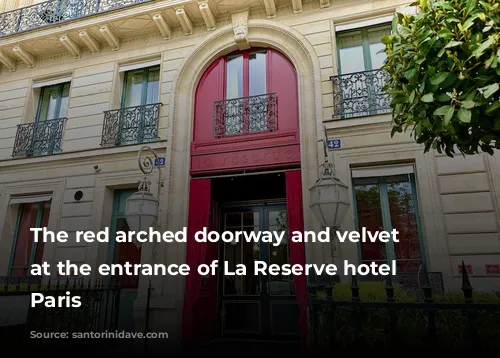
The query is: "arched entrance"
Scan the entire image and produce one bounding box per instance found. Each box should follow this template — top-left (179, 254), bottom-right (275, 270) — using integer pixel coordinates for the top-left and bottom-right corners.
top-left (162, 19), bottom-right (324, 348)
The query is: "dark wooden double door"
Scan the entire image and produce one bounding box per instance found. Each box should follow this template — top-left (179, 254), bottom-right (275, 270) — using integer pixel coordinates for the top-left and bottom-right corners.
top-left (218, 203), bottom-right (300, 340)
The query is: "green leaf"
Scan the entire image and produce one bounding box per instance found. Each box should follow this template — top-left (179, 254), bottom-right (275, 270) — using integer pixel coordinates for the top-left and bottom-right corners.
top-left (445, 40), bottom-right (463, 49)
top-left (381, 35), bottom-right (392, 45)
top-left (434, 105), bottom-right (455, 125)
top-left (473, 37), bottom-right (494, 58)
top-left (409, 90), bottom-right (416, 104)
top-left (421, 93), bottom-right (434, 103)
top-left (433, 105), bottom-right (452, 116)
top-left (486, 101), bottom-right (500, 115)
top-left (438, 28), bottom-right (454, 40)
top-left (391, 95), bottom-right (407, 105)
top-left (466, 0), bottom-right (477, 14)
top-left (436, 93), bottom-right (451, 102)
top-left (438, 47), bottom-right (447, 57)
top-left (461, 100), bottom-right (475, 109)
top-left (463, 14), bottom-right (479, 31)
top-left (405, 68), bottom-right (418, 80)
top-left (482, 83), bottom-right (499, 98)
top-left (430, 72), bottom-right (450, 85)
top-left (457, 108), bottom-right (472, 123)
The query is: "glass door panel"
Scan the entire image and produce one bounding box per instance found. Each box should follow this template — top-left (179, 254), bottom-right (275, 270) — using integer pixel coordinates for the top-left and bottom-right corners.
top-left (249, 50), bottom-right (266, 96)
top-left (368, 26), bottom-right (391, 70)
top-left (145, 68), bottom-right (160, 105)
top-left (338, 32), bottom-right (365, 74)
top-left (220, 205), bottom-right (299, 339)
top-left (226, 55), bottom-right (243, 100)
top-left (267, 209), bottom-right (293, 296)
top-left (354, 177), bottom-right (387, 265)
top-left (221, 209), bottom-right (262, 335)
top-left (353, 173), bottom-right (425, 273)
top-left (386, 175), bottom-right (423, 273)
top-left (10, 203), bottom-right (41, 276)
top-left (57, 83), bottom-right (70, 118)
top-left (123, 70), bottom-right (144, 108)
top-left (223, 211), bottom-right (261, 296)
top-left (248, 50), bottom-right (268, 133)
top-left (38, 86), bottom-right (60, 122)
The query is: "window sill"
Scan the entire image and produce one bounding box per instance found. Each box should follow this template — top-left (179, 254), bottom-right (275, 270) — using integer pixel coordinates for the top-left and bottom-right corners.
top-left (0, 140), bottom-right (167, 167)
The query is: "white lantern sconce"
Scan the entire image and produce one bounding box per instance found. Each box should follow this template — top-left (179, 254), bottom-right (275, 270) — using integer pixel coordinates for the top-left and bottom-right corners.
top-left (125, 145), bottom-right (162, 249)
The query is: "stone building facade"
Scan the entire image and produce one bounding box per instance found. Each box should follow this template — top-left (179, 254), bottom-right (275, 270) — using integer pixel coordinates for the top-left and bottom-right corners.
top-left (0, 0), bottom-right (499, 348)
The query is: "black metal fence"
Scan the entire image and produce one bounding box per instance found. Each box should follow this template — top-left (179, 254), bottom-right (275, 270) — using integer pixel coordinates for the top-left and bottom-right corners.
top-left (331, 69), bottom-right (391, 119)
top-left (12, 118), bottom-right (66, 157)
top-left (0, 0), bottom-right (153, 38)
top-left (213, 92), bottom-right (277, 137)
top-left (101, 103), bottom-right (162, 147)
top-left (0, 276), bottom-right (154, 353)
top-left (307, 262), bottom-right (500, 354)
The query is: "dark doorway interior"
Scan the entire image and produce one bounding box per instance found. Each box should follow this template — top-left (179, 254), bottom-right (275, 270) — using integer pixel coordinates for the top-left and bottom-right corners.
top-left (211, 172), bottom-right (286, 204)
top-left (210, 172), bottom-right (300, 342)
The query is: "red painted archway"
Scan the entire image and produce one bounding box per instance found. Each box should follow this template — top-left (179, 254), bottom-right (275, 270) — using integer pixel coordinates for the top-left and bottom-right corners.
top-left (182, 47), bottom-right (307, 348)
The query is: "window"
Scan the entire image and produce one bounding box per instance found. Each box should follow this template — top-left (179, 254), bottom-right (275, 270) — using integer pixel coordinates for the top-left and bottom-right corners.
top-left (217, 49), bottom-right (276, 136)
top-left (36, 82), bottom-right (70, 121)
top-left (108, 189), bottom-right (140, 288)
top-left (31, 82), bottom-right (70, 156)
top-left (9, 201), bottom-right (51, 276)
top-left (352, 165), bottom-right (425, 273)
top-left (333, 24), bottom-right (392, 119)
top-left (337, 24), bottom-right (391, 74)
top-left (122, 65), bottom-right (160, 108)
top-left (225, 49), bottom-right (267, 99)
top-left (118, 65), bottom-right (160, 145)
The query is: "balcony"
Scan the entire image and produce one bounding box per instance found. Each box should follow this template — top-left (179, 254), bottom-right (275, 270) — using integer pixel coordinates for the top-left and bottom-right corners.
top-left (101, 103), bottom-right (161, 147)
top-left (331, 69), bottom-right (391, 119)
top-left (0, 0), bottom-right (153, 38)
top-left (12, 118), bottom-right (66, 157)
top-left (213, 93), bottom-right (277, 138)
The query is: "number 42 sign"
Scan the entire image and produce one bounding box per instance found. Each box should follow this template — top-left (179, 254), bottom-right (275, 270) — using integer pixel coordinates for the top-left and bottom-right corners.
top-left (327, 139), bottom-right (342, 150)
top-left (154, 157), bottom-right (166, 166)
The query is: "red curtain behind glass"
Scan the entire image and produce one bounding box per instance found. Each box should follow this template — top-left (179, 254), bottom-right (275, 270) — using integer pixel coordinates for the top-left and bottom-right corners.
top-left (182, 178), bottom-right (211, 346)
top-left (285, 170), bottom-right (307, 346)
top-left (11, 201), bottom-right (51, 276)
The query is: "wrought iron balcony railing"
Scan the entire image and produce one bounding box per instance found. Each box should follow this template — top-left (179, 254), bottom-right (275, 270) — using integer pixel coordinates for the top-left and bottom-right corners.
top-left (331, 69), bottom-right (391, 119)
top-left (0, 0), bottom-right (153, 38)
top-left (12, 118), bottom-right (65, 157)
top-left (101, 103), bottom-right (161, 147)
top-left (213, 92), bottom-right (277, 138)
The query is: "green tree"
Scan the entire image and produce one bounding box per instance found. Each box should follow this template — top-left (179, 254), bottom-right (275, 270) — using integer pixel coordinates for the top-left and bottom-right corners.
top-left (381, 0), bottom-right (500, 157)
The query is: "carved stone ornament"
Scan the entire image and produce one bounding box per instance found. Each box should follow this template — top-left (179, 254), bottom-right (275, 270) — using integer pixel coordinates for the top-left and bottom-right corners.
top-left (231, 10), bottom-right (250, 50)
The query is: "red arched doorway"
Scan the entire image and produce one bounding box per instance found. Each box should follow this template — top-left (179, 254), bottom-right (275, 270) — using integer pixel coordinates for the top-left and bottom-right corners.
top-left (182, 47), bottom-right (307, 348)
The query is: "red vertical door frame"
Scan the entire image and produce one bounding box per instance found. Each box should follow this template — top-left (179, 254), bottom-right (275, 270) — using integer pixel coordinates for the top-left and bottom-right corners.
top-left (285, 170), bottom-right (308, 347)
top-left (182, 178), bottom-right (211, 347)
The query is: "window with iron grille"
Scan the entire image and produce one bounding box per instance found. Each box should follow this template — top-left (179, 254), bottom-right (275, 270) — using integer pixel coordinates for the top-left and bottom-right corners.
top-left (101, 65), bottom-right (161, 146)
top-left (332, 24), bottom-right (392, 119)
top-left (12, 82), bottom-right (68, 157)
top-left (213, 49), bottom-right (277, 137)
